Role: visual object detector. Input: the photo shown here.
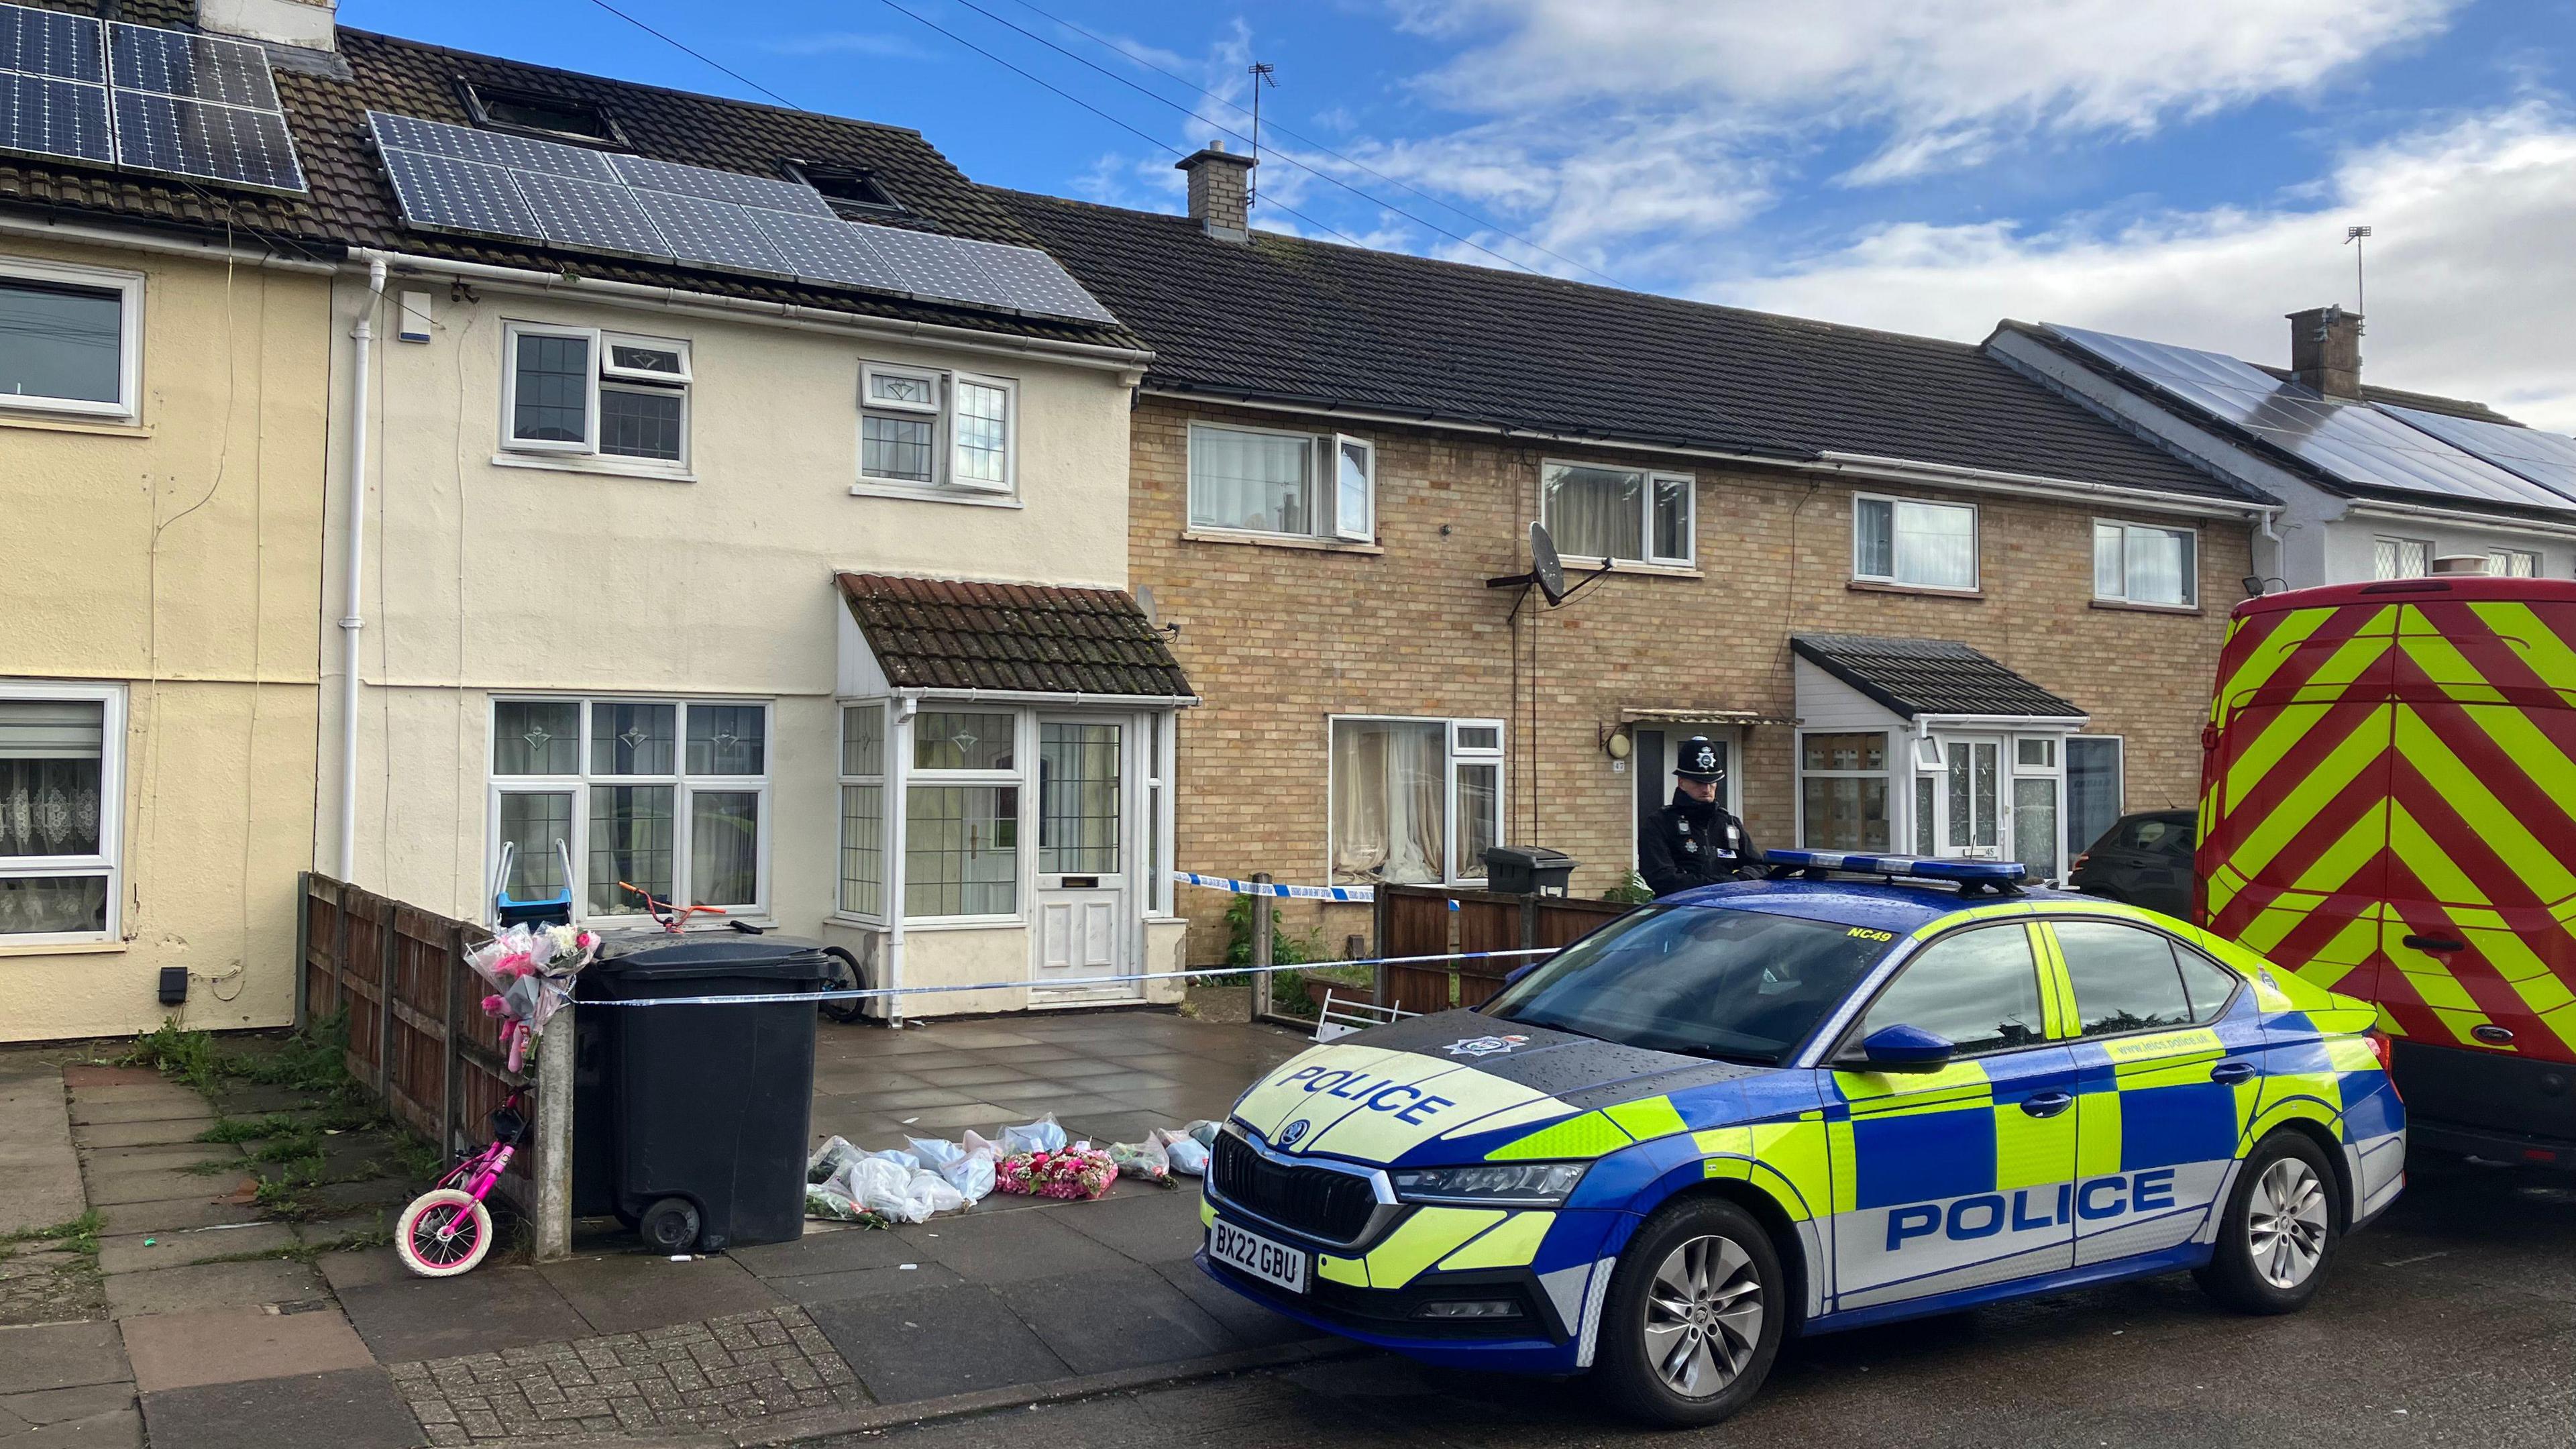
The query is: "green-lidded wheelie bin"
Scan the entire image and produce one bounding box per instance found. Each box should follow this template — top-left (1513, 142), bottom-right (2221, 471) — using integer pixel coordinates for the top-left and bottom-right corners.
top-left (572, 934), bottom-right (830, 1252)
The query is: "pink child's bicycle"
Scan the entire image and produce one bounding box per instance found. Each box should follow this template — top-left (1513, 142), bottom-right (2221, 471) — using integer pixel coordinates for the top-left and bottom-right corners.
top-left (393, 1091), bottom-right (528, 1277)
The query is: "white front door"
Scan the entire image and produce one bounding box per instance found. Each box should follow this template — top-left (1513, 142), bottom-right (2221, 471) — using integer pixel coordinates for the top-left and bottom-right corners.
top-left (1932, 735), bottom-right (2003, 859)
top-left (1033, 718), bottom-right (1132, 996)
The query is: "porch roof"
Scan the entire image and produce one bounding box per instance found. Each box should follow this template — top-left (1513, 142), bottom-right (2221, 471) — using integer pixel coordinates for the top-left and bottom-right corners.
top-left (835, 574), bottom-right (1195, 700)
top-left (1790, 634), bottom-right (2084, 723)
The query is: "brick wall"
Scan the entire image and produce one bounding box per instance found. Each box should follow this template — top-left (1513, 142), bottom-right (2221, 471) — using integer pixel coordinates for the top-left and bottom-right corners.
top-left (1135, 398), bottom-right (2251, 963)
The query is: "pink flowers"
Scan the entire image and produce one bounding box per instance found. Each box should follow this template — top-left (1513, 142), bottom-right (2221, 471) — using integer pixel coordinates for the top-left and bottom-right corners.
top-left (994, 1146), bottom-right (1118, 1201)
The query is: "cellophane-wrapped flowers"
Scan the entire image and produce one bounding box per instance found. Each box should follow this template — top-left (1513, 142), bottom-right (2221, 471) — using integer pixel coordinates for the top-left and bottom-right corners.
top-left (994, 1146), bottom-right (1118, 1201)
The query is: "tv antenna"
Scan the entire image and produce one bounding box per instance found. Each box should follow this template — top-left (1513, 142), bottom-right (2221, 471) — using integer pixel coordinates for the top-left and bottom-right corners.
top-left (2345, 225), bottom-right (2372, 315)
top-left (1246, 61), bottom-right (1276, 211)
top-left (1487, 521), bottom-right (1608, 608)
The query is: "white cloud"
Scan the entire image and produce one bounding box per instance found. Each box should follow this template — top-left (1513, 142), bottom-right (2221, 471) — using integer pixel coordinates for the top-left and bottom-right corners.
top-left (1723, 105), bottom-right (2576, 431)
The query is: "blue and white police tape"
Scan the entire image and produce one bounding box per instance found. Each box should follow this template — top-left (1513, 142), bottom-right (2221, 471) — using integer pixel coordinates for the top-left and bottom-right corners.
top-left (572, 947), bottom-right (1554, 1007)
top-left (1171, 871), bottom-right (1376, 903)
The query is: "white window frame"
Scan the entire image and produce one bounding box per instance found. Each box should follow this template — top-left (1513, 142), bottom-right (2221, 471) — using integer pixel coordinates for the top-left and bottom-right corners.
top-left (1852, 493), bottom-right (1980, 592)
top-left (901, 707), bottom-right (1026, 924)
top-left (1538, 460), bottom-right (1697, 567)
top-left (1185, 420), bottom-right (1377, 543)
top-left (855, 362), bottom-right (1020, 500)
top-left (1326, 714), bottom-right (1505, 886)
top-left (0, 256), bottom-right (144, 421)
top-left (1795, 729), bottom-right (1892, 853)
top-left (500, 323), bottom-right (694, 469)
top-left (835, 701), bottom-right (890, 924)
top-left (484, 696), bottom-right (771, 926)
top-left (2373, 535), bottom-right (2433, 580)
top-left (0, 680), bottom-right (125, 947)
top-left (2092, 518), bottom-right (2200, 608)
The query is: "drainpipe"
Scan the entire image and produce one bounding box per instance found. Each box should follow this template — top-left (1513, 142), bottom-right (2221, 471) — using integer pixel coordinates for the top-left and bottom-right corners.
top-left (335, 259), bottom-right (385, 880)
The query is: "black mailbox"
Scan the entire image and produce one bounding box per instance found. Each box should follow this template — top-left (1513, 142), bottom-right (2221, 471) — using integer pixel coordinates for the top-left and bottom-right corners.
top-left (1483, 845), bottom-right (1576, 896)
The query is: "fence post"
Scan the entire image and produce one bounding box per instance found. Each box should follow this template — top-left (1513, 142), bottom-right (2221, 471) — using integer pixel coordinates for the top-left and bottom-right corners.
top-left (533, 1010), bottom-right (574, 1263)
top-left (1519, 892), bottom-right (1540, 952)
top-left (1250, 872), bottom-right (1273, 1019)
top-left (292, 872), bottom-right (311, 1032)
top-left (376, 903), bottom-right (396, 1102)
top-left (1371, 885), bottom-right (1391, 1009)
top-left (441, 924), bottom-right (465, 1156)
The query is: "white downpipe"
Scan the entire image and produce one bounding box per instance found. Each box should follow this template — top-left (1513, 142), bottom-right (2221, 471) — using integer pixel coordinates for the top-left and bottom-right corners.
top-left (335, 259), bottom-right (386, 880)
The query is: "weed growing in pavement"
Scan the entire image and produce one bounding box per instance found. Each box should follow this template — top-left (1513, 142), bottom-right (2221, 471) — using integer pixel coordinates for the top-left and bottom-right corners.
top-left (123, 1014), bottom-right (352, 1096)
top-left (180, 1159), bottom-right (244, 1177)
top-left (188, 1226), bottom-right (394, 1268)
top-left (1, 1211), bottom-right (103, 1258)
top-left (196, 1114), bottom-right (305, 1144)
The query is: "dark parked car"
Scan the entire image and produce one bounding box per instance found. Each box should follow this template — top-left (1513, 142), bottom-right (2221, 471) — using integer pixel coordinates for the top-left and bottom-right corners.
top-left (2068, 809), bottom-right (2195, 918)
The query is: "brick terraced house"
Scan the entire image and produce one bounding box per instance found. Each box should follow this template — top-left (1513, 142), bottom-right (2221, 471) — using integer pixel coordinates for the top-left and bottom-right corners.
top-left (1003, 152), bottom-right (2282, 962)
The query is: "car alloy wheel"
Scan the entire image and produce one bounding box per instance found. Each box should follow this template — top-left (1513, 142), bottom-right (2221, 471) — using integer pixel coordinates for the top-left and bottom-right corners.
top-left (2247, 1156), bottom-right (2328, 1289)
top-left (1642, 1233), bottom-right (1764, 1398)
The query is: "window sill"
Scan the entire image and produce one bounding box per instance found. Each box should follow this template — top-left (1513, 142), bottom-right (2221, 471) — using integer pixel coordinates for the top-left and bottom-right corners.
top-left (2088, 598), bottom-right (2203, 617)
top-left (898, 916), bottom-right (1024, 932)
top-left (1561, 556), bottom-right (1703, 580)
top-left (0, 937), bottom-right (125, 957)
top-left (850, 481), bottom-right (1024, 509)
top-left (1847, 579), bottom-right (1982, 600)
top-left (0, 410), bottom-right (146, 438)
top-left (1181, 529), bottom-right (1383, 555)
top-left (490, 451), bottom-right (696, 484)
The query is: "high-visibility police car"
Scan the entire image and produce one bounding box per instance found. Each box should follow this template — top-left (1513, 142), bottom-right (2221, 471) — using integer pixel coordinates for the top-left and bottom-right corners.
top-left (1198, 853), bottom-right (2407, 1426)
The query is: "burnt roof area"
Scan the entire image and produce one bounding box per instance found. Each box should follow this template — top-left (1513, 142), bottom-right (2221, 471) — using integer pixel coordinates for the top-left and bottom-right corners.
top-left (1792, 634), bottom-right (2086, 721)
top-left (998, 188), bottom-right (2269, 503)
top-left (0, 2), bottom-right (1139, 348)
top-left (836, 574), bottom-right (1195, 700)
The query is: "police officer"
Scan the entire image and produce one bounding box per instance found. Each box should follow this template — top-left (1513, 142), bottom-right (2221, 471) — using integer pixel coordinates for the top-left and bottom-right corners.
top-left (1639, 736), bottom-right (1760, 897)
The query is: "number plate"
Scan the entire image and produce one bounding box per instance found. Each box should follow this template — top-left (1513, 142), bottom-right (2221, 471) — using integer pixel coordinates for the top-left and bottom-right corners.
top-left (1209, 1218), bottom-right (1308, 1294)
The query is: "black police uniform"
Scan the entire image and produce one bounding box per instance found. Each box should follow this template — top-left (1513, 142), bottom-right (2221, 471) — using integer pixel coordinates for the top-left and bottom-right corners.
top-left (1638, 737), bottom-right (1759, 898)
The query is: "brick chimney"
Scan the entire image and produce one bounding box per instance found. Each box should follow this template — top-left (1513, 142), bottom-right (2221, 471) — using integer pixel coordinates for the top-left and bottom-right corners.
top-left (1176, 142), bottom-right (1256, 242)
top-left (2287, 305), bottom-right (2363, 400)
top-left (197, 0), bottom-right (337, 52)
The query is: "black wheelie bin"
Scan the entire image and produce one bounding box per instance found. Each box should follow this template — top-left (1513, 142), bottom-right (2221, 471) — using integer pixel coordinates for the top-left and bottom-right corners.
top-left (572, 933), bottom-right (832, 1252)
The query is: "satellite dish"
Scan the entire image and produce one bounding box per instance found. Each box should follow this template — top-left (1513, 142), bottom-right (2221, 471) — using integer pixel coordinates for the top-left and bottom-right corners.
top-left (1529, 522), bottom-right (1568, 605)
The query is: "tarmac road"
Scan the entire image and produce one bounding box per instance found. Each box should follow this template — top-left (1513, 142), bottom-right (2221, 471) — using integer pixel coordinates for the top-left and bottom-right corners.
top-left (869, 1157), bottom-right (2573, 1449)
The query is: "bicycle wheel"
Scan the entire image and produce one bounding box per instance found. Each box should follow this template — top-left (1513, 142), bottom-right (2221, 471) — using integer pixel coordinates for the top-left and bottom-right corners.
top-left (818, 946), bottom-right (867, 1024)
top-left (396, 1188), bottom-right (494, 1278)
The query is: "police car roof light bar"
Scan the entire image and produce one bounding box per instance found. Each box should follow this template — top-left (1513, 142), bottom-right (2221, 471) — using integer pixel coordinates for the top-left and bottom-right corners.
top-left (1756, 849), bottom-right (2028, 896)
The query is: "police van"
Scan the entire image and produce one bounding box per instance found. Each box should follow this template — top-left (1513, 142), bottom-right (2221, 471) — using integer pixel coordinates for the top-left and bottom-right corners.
top-left (1198, 854), bottom-right (2404, 1425)
top-left (2200, 576), bottom-right (2576, 1167)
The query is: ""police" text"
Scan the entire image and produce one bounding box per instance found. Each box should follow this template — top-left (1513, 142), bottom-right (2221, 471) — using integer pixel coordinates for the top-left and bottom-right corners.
top-left (1886, 1169), bottom-right (2180, 1250)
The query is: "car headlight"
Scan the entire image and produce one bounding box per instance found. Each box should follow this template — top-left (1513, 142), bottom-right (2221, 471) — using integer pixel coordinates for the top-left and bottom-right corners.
top-left (1389, 1162), bottom-right (1588, 1206)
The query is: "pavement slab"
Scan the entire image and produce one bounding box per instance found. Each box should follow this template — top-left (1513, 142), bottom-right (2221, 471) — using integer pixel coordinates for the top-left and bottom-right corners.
top-left (103, 1258), bottom-right (327, 1319)
top-left (62, 1101), bottom-right (212, 1129)
top-left (118, 1303), bottom-right (376, 1392)
top-left (95, 1222), bottom-right (298, 1275)
top-left (82, 1167), bottom-right (252, 1208)
top-left (804, 1284), bottom-right (1071, 1404)
top-left (1149, 1256), bottom-right (1322, 1350)
top-left (334, 1266), bottom-right (595, 1364)
top-left (55, 1069), bottom-right (159, 1090)
top-left (999, 1263), bottom-right (1240, 1375)
top-left (887, 1205), bottom-right (1133, 1287)
top-left (80, 1144), bottom-right (241, 1174)
top-left (1048, 1185), bottom-right (1212, 1263)
top-left (140, 1365), bottom-right (422, 1449)
top-left (0, 1382), bottom-right (136, 1428)
top-left (93, 1194), bottom-right (262, 1235)
top-left (1, 1404), bottom-right (143, 1447)
top-left (0, 1056), bottom-right (82, 1238)
top-left (727, 1227), bottom-right (917, 1281)
top-left (536, 1253), bottom-right (784, 1337)
top-left (762, 1261), bottom-right (965, 1306)
top-left (0, 1322), bottom-right (129, 1395)
top-left (66, 1120), bottom-right (224, 1151)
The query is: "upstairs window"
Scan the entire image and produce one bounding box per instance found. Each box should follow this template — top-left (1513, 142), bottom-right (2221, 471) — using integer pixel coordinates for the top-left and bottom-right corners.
top-left (460, 82), bottom-right (628, 147)
top-left (2373, 536), bottom-right (2431, 580)
top-left (502, 325), bottom-right (691, 468)
top-left (0, 258), bottom-right (142, 421)
top-left (1854, 495), bottom-right (1977, 591)
top-left (787, 161), bottom-right (904, 219)
top-left (1540, 462), bottom-right (1693, 566)
top-left (859, 364), bottom-right (1016, 497)
top-left (2093, 521), bottom-right (2198, 608)
top-left (1187, 423), bottom-right (1374, 541)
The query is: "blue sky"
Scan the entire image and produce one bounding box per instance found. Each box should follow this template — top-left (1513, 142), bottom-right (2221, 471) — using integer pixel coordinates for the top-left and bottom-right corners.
top-left (340, 1), bottom-right (2576, 425)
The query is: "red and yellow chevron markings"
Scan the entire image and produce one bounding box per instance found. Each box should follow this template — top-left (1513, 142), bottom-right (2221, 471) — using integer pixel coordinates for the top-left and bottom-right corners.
top-left (2201, 596), bottom-right (2576, 1062)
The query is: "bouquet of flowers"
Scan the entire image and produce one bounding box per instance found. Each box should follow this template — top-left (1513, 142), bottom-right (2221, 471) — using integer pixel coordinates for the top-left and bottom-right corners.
top-left (994, 1146), bottom-right (1118, 1201)
top-left (464, 922), bottom-right (600, 1070)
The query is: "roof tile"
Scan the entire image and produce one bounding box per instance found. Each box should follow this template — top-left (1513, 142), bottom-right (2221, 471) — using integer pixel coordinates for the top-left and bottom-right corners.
top-left (1791, 634), bottom-right (2084, 721)
top-left (835, 574), bottom-right (1193, 699)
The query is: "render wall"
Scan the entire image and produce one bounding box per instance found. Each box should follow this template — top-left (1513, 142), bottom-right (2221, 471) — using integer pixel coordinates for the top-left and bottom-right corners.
top-left (1132, 398), bottom-right (2253, 963)
top-left (0, 235), bottom-right (331, 1040)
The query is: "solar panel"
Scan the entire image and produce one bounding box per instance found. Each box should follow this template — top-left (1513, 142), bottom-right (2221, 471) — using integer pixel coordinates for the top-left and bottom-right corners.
top-left (0, 70), bottom-right (111, 166)
top-left (368, 109), bottom-right (1120, 325)
top-left (0, 4), bottom-right (101, 83)
top-left (107, 21), bottom-right (275, 109)
top-left (2048, 324), bottom-right (2576, 515)
top-left (113, 89), bottom-right (303, 192)
top-left (610, 152), bottom-right (832, 216)
top-left (2385, 407), bottom-right (2576, 505)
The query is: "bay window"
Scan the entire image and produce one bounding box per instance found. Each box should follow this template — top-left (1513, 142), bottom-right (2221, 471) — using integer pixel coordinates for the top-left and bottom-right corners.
top-left (1540, 462), bottom-right (1694, 566)
top-left (905, 710), bottom-right (1019, 918)
top-left (1329, 717), bottom-right (1501, 885)
top-left (0, 684), bottom-right (123, 943)
top-left (1854, 496), bottom-right (1978, 591)
top-left (488, 697), bottom-right (767, 922)
top-left (2094, 521), bottom-right (2198, 607)
top-left (1187, 422), bottom-right (1375, 541)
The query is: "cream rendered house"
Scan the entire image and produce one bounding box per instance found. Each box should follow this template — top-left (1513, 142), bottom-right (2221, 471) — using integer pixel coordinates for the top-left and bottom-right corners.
top-left (0, 2), bottom-right (337, 1041)
top-left (297, 28), bottom-right (1189, 1017)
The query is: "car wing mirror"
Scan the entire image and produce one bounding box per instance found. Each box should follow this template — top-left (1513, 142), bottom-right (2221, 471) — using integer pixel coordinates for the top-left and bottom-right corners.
top-left (1843, 1023), bottom-right (1956, 1073)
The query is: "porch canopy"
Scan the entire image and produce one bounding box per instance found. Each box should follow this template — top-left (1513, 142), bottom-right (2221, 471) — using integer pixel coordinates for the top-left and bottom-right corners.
top-left (1789, 634), bottom-right (2086, 729)
top-left (835, 572), bottom-right (1195, 704)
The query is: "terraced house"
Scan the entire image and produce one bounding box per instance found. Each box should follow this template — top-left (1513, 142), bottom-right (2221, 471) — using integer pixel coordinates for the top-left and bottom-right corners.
top-left (1005, 152), bottom-right (2286, 963)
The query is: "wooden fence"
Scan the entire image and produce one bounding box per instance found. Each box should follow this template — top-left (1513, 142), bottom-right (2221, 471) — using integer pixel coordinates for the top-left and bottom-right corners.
top-left (297, 872), bottom-right (564, 1250)
top-left (1370, 885), bottom-right (1633, 1014)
